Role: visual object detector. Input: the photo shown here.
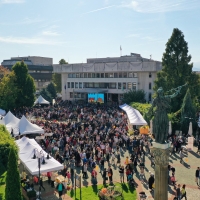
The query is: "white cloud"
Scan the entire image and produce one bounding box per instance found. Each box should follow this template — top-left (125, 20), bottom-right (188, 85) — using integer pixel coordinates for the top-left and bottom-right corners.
top-left (0, 35), bottom-right (60, 45)
top-left (122, 0), bottom-right (200, 13)
top-left (42, 30), bottom-right (60, 36)
top-left (82, 5), bottom-right (116, 15)
top-left (20, 17), bottom-right (43, 25)
top-left (0, 0), bottom-right (25, 4)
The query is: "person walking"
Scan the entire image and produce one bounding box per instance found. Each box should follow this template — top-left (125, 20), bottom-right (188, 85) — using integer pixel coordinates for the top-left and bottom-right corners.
top-left (108, 166), bottom-right (113, 184)
top-left (39, 178), bottom-right (45, 191)
top-left (148, 174), bottom-right (154, 192)
top-left (47, 171), bottom-right (52, 185)
top-left (118, 165), bottom-right (124, 183)
top-left (56, 182), bottom-right (65, 198)
top-left (179, 149), bottom-right (184, 164)
top-left (102, 168), bottom-right (107, 185)
top-left (181, 184), bottom-right (187, 200)
top-left (195, 167), bottom-right (200, 186)
top-left (82, 163), bottom-right (88, 179)
top-left (175, 184), bottom-right (181, 200)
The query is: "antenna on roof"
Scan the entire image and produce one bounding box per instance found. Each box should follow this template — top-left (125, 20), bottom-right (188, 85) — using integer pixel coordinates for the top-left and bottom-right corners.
top-left (150, 55), bottom-right (152, 60)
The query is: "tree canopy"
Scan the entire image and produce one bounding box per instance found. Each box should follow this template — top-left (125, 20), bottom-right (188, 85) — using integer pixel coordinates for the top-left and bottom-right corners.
top-left (154, 28), bottom-right (200, 112)
top-left (40, 88), bottom-right (52, 103)
top-left (123, 89), bottom-right (146, 104)
top-left (47, 82), bottom-right (57, 99)
top-left (5, 147), bottom-right (22, 200)
top-left (12, 61), bottom-right (36, 108)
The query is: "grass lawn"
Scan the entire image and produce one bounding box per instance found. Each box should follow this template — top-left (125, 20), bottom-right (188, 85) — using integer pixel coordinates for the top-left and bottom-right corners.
top-left (69, 183), bottom-right (137, 200)
top-left (0, 172), bottom-right (6, 200)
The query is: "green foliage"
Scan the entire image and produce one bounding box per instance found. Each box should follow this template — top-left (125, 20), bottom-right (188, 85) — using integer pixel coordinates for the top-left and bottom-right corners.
top-left (40, 88), bottom-right (52, 103)
top-left (180, 89), bottom-right (196, 134)
top-left (123, 90), bottom-right (146, 104)
top-left (0, 125), bottom-right (18, 169)
top-left (46, 82), bottom-right (57, 99)
top-left (12, 61), bottom-right (36, 108)
top-left (27, 190), bottom-right (36, 198)
top-left (0, 72), bottom-right (18, 111)
top-left (5, 147), bottom-right (22, 200)
top-left (154, 28), bottom-right (200, 112)
top-left (130, 102), bottom-right (151, 115)
top-left (59, 59), bottom-right (68, 65)
top-left (52, 73), bottom-right (61, 93)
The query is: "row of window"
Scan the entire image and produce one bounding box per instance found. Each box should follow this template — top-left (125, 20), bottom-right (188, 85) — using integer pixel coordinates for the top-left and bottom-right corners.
top-left (68, 72), bottom-right (138, 78)
top-left (67, 82), bottom-right (137, 90)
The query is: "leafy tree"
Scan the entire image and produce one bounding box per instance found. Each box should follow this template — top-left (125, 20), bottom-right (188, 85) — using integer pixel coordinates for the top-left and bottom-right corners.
top-left (5, 147), bottom-right (22, 200)
top-left (0, 72), bottom-right (18, 111)
top-left (123, 89), bottom-right (146, 104)
top-left (0, 65), bottom-right (10, 80)
top-left (154, 28), bottom-right (200, 112)
top-left (40, 88), bottom-right (52, 103)
top-left (46, 82), bottom-right (57, 99)
top-left (52, 59), bottom-right (68, 93)
top-left (180, 89), bottom-right (196, 135)
top-left (12, 61), bottom-right (36, 108)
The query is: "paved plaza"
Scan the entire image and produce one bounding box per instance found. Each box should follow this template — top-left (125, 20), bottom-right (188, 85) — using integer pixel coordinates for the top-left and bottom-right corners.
top-left (36, 145), bottom-right (200, 200)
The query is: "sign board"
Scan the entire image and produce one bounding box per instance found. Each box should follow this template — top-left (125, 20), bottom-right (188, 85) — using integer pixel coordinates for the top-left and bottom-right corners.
top-left (75, 174), bottom-right (81, 188)
top-left (187, 137), bottom-right (194, 151)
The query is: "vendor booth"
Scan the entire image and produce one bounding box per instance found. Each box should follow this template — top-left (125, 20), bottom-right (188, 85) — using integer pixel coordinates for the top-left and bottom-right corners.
top-left (34, 95), bottom-right (50, 105)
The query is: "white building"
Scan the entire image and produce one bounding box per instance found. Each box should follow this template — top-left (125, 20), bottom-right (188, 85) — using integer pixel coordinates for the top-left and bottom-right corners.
top-left (53, 53), bottom-right (162, 103)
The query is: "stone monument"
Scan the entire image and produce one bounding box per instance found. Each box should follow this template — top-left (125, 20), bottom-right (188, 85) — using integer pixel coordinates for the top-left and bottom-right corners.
top-left (148, 83), bottom-right (187, 200)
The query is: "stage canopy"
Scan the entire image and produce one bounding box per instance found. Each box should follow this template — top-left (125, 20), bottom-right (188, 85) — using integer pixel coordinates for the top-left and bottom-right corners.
top-left (119, 104), bottom-right (147, 125)
top-left (34, 95), bottom-right (50, 105)
top-left (0, 109), bottom-right (6, 116)
top-left (16, 137), bottom-right (63, 175)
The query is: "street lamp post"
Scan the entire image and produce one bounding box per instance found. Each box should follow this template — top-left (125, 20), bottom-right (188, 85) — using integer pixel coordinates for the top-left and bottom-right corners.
top-left (32, 148), bottom-right (45, 200)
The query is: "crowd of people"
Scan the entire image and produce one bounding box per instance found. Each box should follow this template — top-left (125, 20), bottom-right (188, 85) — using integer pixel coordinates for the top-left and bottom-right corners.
top-left (13, 101), bottom-right (200, 199)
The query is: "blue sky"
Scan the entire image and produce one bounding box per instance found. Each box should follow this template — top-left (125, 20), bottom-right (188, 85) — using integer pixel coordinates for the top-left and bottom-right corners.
top-left (0, 0), bottom-right (200, 70)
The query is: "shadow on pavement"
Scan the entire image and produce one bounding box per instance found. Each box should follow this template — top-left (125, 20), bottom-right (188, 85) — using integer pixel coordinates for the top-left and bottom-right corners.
top-left (189, 151), bottom-right (200, 158)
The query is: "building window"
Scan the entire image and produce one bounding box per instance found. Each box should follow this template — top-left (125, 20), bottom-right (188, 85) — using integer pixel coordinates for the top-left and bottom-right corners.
top-left (109, 83), bottom-right (116, 89)
top-left (81, 93), bottom-right (85, 98)
top-left (118, 83), bottom-right (122, 89)
top-left (149, 72), bottom-right (152, 78)
top-left (108, 73), bottom-right (113, 78)
top-left (79, 82), bottom-right (82, 88)
top-left (68, 73), bottom-right (72, 78)
top-left (70, 92), bottom-right (73, 98)
top-left (94, 83), bottom-right (99, 88)
top-left (75, 82), bottom-right (78, 88)
top-left (71, 82), bottom-right (74, 88)
top-left (96, 73), bottom-right (100, 78)
top-left (76, 73), bottom-right (79, 78)
top-left (83, 82), bottom-right (85, 88)
top-left (99, 83), bottom-right (105, 88)
top-left (91, 73), bottom-right (95, 78)
top-left (114, 73), bottom-right (118, 78)
top-left (128, 72), bottom-right (133, 78)
top-left (88, 73), bottom-right (91, 78)
top-left (72, 73), bottom-right (76, 78)
top-left (77, 93), bottom-right (81, 98)
top-left (123, 72), bottom-right (127, 78)
top-left (149, 83), bottom-right (152, 90)
top-left (84, 73), bottom-right (87, 78)
top-left (101, 73), bottom-right (104, 78)
top-left (123, 82), bottom-right (126, 89)
top-left (133, 73), bottom-right (137, 77)
top-left (119, 72), bottom-right (122, 78)
top-left (149, 93), bottom-right (152, 102)
top-left (68, 82), bottom-right (70, 88)
top-left (89, 82), bottom-right (93, 87)
top-left (80, 73), bottom-right (84, 78)
top-left (128, 82), bottom-right (132, 90)
top-left (119, 94), bottom-right (124, 100)
top-left (105, 73), bottom-right (108, 78)
top-left (132, 82), bottom-right (137, 91)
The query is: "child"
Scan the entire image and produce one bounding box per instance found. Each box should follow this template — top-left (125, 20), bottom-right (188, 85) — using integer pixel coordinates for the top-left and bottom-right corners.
top-left (66, 171), bottom-right (71, 184)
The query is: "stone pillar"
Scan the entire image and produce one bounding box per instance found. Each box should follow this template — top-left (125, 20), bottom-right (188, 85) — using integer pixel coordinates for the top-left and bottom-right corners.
top-left (151, 143), bottom-right (171, 200)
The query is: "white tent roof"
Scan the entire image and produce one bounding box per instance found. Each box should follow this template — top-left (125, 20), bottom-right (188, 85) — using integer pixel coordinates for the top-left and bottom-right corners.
top-left (19, 115), bottom-right (44, 135)
top-left (2, 111), bottom-right (20, 134)
top-left (16, 137), bottom-right (63, 175)
top-left (119, 104), bottom-right (147, 125)
top-left (34, 95), bottom-right (50, 105)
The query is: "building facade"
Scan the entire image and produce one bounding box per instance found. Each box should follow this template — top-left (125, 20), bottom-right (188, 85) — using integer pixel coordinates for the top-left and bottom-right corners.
top-left (1, 56), bottom-right (53, 90)
top-left (53, 53), bottom-right (162, 103)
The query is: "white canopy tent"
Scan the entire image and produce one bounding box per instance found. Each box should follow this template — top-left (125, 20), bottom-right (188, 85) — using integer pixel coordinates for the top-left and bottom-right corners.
top-left (2, 111), bottom-right (20, 135)
top-left (119, 104), bottom-right (147, 125)
top-left (16, 137), bottom-right (64, 175)
top-left (0, 108), bottom-right (6, 116)
top-left (19, 115), bottom-right (44, 135)
top-left (34, 95), bottom-right (50, 105)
